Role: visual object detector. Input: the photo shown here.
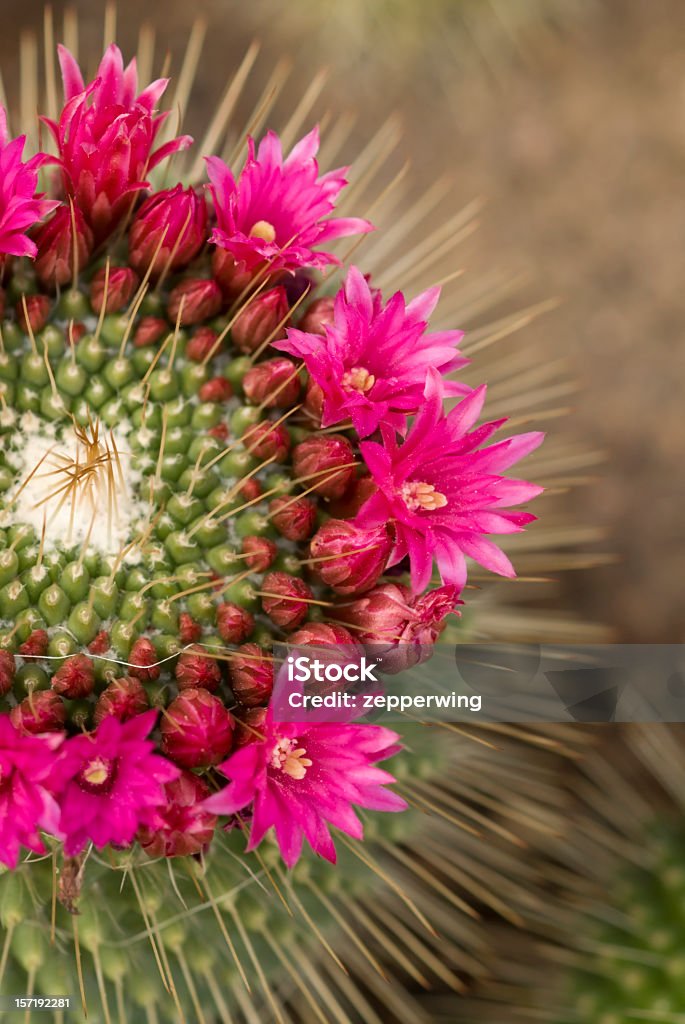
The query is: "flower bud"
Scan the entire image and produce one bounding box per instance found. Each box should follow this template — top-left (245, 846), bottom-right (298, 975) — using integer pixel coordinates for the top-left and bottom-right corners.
top-left (292, 435), bottom-right (356, 499)
top-left (179, 613), bottom-right (202, 645)
top-left (168, 278), bottom-right (222, 326)
top-left (243, 357), bottom-right (301, 409)
top-left (88, 631), bottom-right (110, 655)
top-left (310, 520), bottom-right (391, 594)
top-left (239, 478), bottom-right (261, 502)
top-left (51, 654), bottom-right (95, 698)
top-left (244, 420), bottom-right (290, 462)
top-left (199, 376), bottom-right (233, 403)
top-left (94, 676), bottom-right (149, 724)
top-left (187, 327), bottom-right (219, 362)
top-left (16, 294), bottom-right (50, 334)
top-left (34, 205), bottom-right (93, 289)
top-left (128, 637), bottom-right (160, 681)
top-left (161, 688), bottom-right (234, 768)
top-left (233, 705), bottom-right (267, 747)
top-left (90, 266), bottom-right (138, 315)
top-left (328, 476), bottom-right (378, 519)
top-left (175, 650), bottom-right (222, 692)
top-left (18, 629), bottom-right (49, 659)
top-left (270, 496), bottom-right (317, 541)
top-left (138, 771), bottom-right (217, 858)
top-left (129, 185), bottom-right (207, 279)
top-left (299, 295), bottom-right (335, 334)
top-left (217, 602), bottom-right (254, 644)
top-left (133, 316), bottom-right (167, 349)
top-left (261, 571), bottom-right (312, 631)
top-left (335, 583), bottom-right (413, 640)
top-left (0, 651), bottom-right (15, 695)
top-left (303, 378), bottom-right (324, 424)
top-left (241, 536), bottom-right (277, 573)
top-left (289, 622), bottom-right (358, 646)
top-left (212, 247), bottom-right (256, 299)
top-left (231, 286), bottom-right (289, 353)
top-left (10, 691), bottom-right (66, 733)
top-left (228, 644), bottom-right (273, 706)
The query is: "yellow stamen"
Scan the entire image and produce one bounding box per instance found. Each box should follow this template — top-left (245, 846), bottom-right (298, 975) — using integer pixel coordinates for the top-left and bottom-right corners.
top-left (270, 738), bottom-right (312, 781)
top-left (249, 219), bottom-right (277, 242)
top-left (341, 366), bottom-right (375, 393)
top-left (401, 481), bottom-right (448, 512)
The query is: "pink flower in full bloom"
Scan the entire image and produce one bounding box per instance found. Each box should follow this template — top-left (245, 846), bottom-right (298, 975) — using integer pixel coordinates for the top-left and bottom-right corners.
top-left (0, 107), bottom-right (58, 258)
top-left (204, 710), bottom-right (406, 868)
top-left (355, 368), bottom-right (544, 593)
top-left (54, 711), bottom-right (179, 856)
top-left (43, 45), bottom-right (192, 242)
top-left (275, 267), bottom-right (469, 436)
top-left (0, 717), bottom-right (63, 869)
top-left (206, 128), bottom-right (372, 287)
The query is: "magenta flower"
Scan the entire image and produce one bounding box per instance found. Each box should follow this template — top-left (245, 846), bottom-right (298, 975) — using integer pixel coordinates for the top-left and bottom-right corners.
top-left (276, 267), bottom-right (469, 436)
top-left (55, 711), bottom-right (179, 856)
top-left (206, 128), bottom-right (372, 287)
top-left (204, 711), bottom-right (406, 867)
top-left (0, 717), bottom-right (63, 869)
top-left (43, 45), bottom-right (192, 242)
top-left (355, 368), bottom-right (544, 593)
top-left (0, 106), bottom-right (58, 259)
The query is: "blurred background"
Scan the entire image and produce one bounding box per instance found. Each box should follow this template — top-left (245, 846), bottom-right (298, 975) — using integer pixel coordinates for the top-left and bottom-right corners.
top-left (0, 0), bottom-right (683, 642)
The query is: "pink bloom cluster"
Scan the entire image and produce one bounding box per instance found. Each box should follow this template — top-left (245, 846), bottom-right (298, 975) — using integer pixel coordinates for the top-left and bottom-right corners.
top-left (0, 107), bottom-right (57, 259)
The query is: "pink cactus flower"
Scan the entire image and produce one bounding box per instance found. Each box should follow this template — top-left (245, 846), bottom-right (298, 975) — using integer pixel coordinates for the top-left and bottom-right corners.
top-left (54, 711), bottom-right (179, 856)
top-left (43, 45), bottom-right (191, 242)
top-left (0, 717), bottom-right (63, 869)
top-left (276, 267), bottom-right (469, 436)
top-left (355, 367), bottom-right (544, 593)
top-left (0, 106), bottom-right (58, 259)
top-left (204, 710), bottom-right (406, 868)
top-left (206, 128), bottom-right (372, 288)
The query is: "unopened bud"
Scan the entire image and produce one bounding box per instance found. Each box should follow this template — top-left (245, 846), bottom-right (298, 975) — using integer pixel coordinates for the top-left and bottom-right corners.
top-left (11, 691), bottom-right (66, 733)
top-left (175, 649), bottom-right (222, 692)
top-left (231, 286), bottom-right (289, 353)
top-left (187, 327), bottom-right (219, 362)
top-left (94, 676), bottom-right (149, 724)
top-left (243, 357), bottom-right (301, 408)
top-left (241, 536), bottom-right (277, 573)
top-left (133, 316), bottom-right (167, 349)
top-left (17, 294), bottom-right (50, 334)
top-left (168, 278), bottom-right (222, 325)
top-left (35, 205), bottom-right (93, 289)
top-left (244, 420), bottom-right (291, 462)
top-left (129, 185), bottom-right (207, 279)
top-left (292, 434), bottom-right (356, 499)
top-left (217, 603), bottom-right (255, 645)
top-left (309, 520), bottom-right (391, 594)
top-left (161, 688), bottom-right (234, 768)
top-left (270, 496), bottom-right (317, 541)
top-left (298, 295), bottom-right (335, 335)
top-left (261, 571), bottom-right (312, 631)
top-left (228, 644), bottom-right (273, 706)
top-left (90, 266), bottom-right (138, 315)
top-left (51, 654), bottom-right (94, 699)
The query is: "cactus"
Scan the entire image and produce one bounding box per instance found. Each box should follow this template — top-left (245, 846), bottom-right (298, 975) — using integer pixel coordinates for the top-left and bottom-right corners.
top-left (0, 10), bottom-right (607, 1024)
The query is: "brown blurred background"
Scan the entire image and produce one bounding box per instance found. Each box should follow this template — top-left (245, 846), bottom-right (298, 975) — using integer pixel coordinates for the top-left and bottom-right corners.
top-left (1, 0), bottom-right (683, 642)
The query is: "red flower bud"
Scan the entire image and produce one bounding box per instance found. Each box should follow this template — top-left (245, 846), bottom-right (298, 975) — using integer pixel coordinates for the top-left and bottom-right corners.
top-left (199, 376), bottom-right (233, 403)
top-left (0, 651), bottom-right (16, 695)
top-left (90, 266), bottom-right (138, 315)
top-left (270, 496), bottom-right (317, 541)
top-left (309, 520), bottom-right (391, 594)
top-left (138, 771), bottom-right (217, 858)
top-left (209, 422), bottom-right (229, 441)
top-left (51, 654), bottom-right (95, 698)
top-left (243, 357), bottom-right (301, 409)
top-left (128, 637), bottom-right (160, 681)
top-left (161, 688), bottom-right (234, 768)
top-left (217, 603), bottom-right (255, 645)
top-left (34, 205), bottom-right (93, 289)
top-left (179, 613), bottom-right (202, 645)
top-left (328, 475), bottom-right (378, 519)
top-left (289, 622), bottom-right (358, 647)
top-left (299, 295), bottom-right (335, 334)
top-left (228, 644), bottom-right (274, 706)
top-left (233, 705), bottom-right (267, 747)
top-left (69, 322), bottom-right (87, 345)
top-left (129, 185), bottom-right (207, 279)
top-left (231, 286), bottom-right (289, 353)
top-left (175, 649), bottom-right (222, 692)
top-left (168, 278), bottom-right (222, 325)
top-left (212, 247), bottom-right (257, 299)
top-left (303, 378), bottom-right (324, 424)
top-left (292, 434), bottom-right (356, 499)
top-left (94, 676), bottom-right (149, 724)
top-left (133, 316), bottom-right (168, 349)
top-left (244, 420), bottom-right (290, 462)
top-left (187, 327), bottom-right (219, 362)
top-left (239, 478), bottom-right (261, 502)
top-left (11, 691), bottom-right (66, 733)
top-left (261, 571), bottom-right (312, 631)
top-left (18, 629), bottom-right (49, 659)
top-left (241, 536), bottom-right (277, 573)
top-left (88, 631), bottom-right (110, 655)
top-left (16, 294), bottom-right (50, 334)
